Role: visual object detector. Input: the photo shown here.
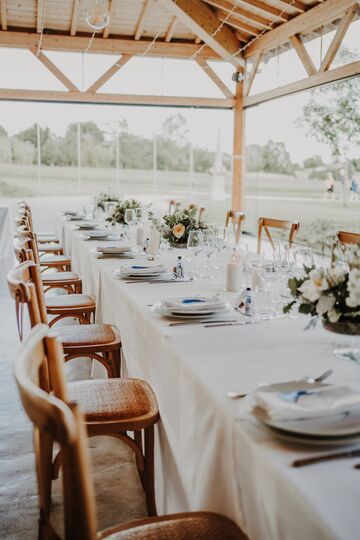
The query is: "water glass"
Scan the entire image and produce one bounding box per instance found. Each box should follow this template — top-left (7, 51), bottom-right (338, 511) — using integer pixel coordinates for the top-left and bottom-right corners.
top-left (187, 230), bottom-right (204, 277)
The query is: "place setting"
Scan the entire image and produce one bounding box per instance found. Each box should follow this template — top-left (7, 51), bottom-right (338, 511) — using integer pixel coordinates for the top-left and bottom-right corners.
top-left (93, 245), bottom-right (140, 259)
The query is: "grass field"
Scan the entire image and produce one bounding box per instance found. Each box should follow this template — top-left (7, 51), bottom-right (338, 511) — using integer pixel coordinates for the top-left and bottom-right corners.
top-left (1, 163), bottom-right (359, 250)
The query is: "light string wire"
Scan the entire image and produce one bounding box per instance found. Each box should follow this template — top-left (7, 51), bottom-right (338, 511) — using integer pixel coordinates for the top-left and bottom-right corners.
top-left (36, 0), bottom-right (47, 56)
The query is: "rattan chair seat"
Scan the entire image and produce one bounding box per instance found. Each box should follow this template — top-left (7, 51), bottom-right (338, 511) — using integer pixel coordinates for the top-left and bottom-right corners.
top-left (52, 324), bottom-right (118, 347)
top-left (40, 254), bottom-right (71, 264)
top-left (45, 294), bottom-right (95, 310)
top-left (67, 379), bottom-right (158, 422)
top-left (99, 512), bottom-right (245, 540)
top-left (38, 243), bottom-right (63, 252)
top-left (42, 271), bottom-right (80, 282)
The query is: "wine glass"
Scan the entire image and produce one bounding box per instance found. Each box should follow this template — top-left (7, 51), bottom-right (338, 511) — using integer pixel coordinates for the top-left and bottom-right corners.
top-left (135, 207), bottom-right (143, 223)
top-left (187, 230), bottom-right (204, 278)
top-left (124, 208), bottom-right (136, 239)
top-left (214, 227), bottom-right (230, 270)
top-left (202, 229), bottom-right (215, 279)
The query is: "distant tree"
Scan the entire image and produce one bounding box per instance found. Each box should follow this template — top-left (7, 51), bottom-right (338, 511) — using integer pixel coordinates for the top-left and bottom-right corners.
top-left (303, 155), bottom-right (324, 169)
top-left (0, 135), bottom-right (12, 163)
top-left (162, 114), bottom-right (189, 146)
top-left (0, 125), bottom-right (8, 138)
top-left (11, 138), bottom-right (34, 164)
top-left (246, 141), bottom-right (294, 174)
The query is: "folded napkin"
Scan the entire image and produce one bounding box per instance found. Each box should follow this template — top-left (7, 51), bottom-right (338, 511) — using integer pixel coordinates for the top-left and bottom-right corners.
top-left (96, 246), bottom-right (133, 253)
top-left (121, 264), bottom-right (166, 275)
top-left (253, 384), bottom-right (360, 421)
top-left (162, 296), bottom-right (225, 312)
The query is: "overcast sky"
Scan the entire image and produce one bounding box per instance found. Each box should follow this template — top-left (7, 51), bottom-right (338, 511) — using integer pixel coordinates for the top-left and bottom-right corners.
top-left (0, 19), bottom-right (358, 165)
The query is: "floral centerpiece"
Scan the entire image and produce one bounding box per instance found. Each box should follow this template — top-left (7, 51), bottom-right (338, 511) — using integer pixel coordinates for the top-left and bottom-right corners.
top-left (106, 198), bottom-right (141, 225)
top-left (161, 207), bottom-right (207, 247)
top-left (95, 192), bottom-right (121, 211)
top-left (284, 243), bottom-right (360, 334)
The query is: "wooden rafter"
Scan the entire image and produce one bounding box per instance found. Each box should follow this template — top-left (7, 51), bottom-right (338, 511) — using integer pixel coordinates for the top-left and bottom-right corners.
top-left (244, 53), bottom-right (263, 96)
top-left (244, 59), bottom-right (360, 107)
top-left (194, 35), bottom-right (201, 44)
top-left (103, 0), bottom-right (114, 38)
top-left (0, 88), bottom-right (235, 108)
top-left (240, 0), bottom-right (291, 22)
top-left (0, 31), bottom-right (221, 60)
top-left (87, 54), bottom-right (133, 93)
top-left (319, 4), bottom-right (357, 72)
top-left (135, 0), bottom-right (153, 41)
top-left (289, 34), bottom-right (316, 76)
top-left (235, 30), bottom-right (251, 43)
top-left (244, 0), bottom-right (358, 58)
top-left (203, 0), bottom-right (272, 27)
top-left (70, 0), bottom-right (79, 36)
top-left (165, 16), bottom-right (177, 42)
top-left (37, 0), bottom-right (44, 33)
top-left (278, 0), bottom-right (307, 12)
top-left (1, 0), bottom-right (7, 31)
top-left (29, 46), bottom-right (80, 92)
top-left (195, 57), bottom-right (233, 98)
top-left (215, 10), bottom-right (261, 36)
top-left (160, 0), bottom-right (244, 68)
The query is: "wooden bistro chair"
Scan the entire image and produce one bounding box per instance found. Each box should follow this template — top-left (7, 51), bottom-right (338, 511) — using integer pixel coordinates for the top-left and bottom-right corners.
top-left (14, 324), bottom-right (244, 540)
top-left (13, 236), bottom-right (96, 327)
top-left (257, 217), bottom-right (300, 255)
top-left (16, 225), bottom-right (71, 273)
top-left (7, 260), bottom-right (121, 378)
top-left (14, 238), bottom-right (83, 296)
top-left (16, 212), bottom-right (64, 256)
top-left (168, 199), bottom-right (181, 214)
top-left (18, 201), bottom-right (60, 245)
top-left (337, 230), bottom-right (360, 245)
top-left (225, 211), bottom-right (246, 245)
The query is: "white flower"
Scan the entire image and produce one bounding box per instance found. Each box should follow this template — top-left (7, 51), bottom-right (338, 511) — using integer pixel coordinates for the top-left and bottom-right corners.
top-left (299, 269), bottom-right (329, 303)
top-left (328, 308), bottom-right (341, 323)
top-left (328, 266), bottom-right (346, 286)
top-left (346, 268), bottom-right (360, 308)
top-left (316, 294), bottom-right (335, 315)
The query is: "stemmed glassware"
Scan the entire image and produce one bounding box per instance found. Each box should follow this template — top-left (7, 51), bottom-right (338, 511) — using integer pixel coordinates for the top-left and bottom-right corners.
top-left (124, 208), bottom-right (136, 240)
top-left (214, 227), bottom-right (230, 270)
top-left (187, 230), bottom-right (204, 278)
top-left (202, 229), bottom-right (215, 278)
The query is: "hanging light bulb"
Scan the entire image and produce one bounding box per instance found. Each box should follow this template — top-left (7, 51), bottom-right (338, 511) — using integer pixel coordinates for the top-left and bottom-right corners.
top-left (85, 0), bottom-right (110, 31)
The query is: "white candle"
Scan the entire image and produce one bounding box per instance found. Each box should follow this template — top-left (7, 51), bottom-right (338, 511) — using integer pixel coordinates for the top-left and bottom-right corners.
top-left (148, 227), bottom-right (160, 258)
top-left (226, 253), bottom-right (243, 292)
top-left (136, 224), bottom-right (145, 247)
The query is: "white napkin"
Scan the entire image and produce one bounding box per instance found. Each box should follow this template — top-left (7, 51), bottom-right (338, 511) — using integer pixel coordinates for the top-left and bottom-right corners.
top-left (162, 296), bottom-right (225, 312)
top-left (121, 264), bottom-right (166, 275)
top-left (253, 385), bottom-right (360, 421)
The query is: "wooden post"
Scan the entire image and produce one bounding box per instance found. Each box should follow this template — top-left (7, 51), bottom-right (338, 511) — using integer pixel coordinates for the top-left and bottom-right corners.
top-left (232, 78), bottom-right (245, 211)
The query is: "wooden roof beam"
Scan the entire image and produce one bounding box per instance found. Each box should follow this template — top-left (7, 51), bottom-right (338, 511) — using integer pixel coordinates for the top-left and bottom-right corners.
top-left (165, 16), bottom-right (177, 42)
top-left (135, 0), bottom-right (153, 41)
top-left (244, 59), bottom-right (360, 107)
top-left (244, 53), bottom-right (263, 96)
top-left (203, 0), bottom-right (272, 27)
top-left (244, 0), bottom-right (359, 58)
top-left (319, 4), bottom-right (357, 72)
top-left (240, 0), bottom-right (291, 22)
top-left (215, 10), bottom-right (261, 35)
top-left (29, 46), bottom-right (80, 92)
top-left (103, 0), bottom-right (113, 38)
top-left (0, 31), bottom-right (222, 60)
top-left (1, 0), bottom-right (7, 31)
top-left (234, 30), bottom-right (251, 43)
top-left (37, 0), bottom-right (44, 34)
top-left (160, 0), bottom-right (244, 68)
top-left (87, 54), bottom-right (133, 93)
top-left (70, 0), bottom-right (79, 36)
top-left (289, 34), bottom-right (316, 76)
top-left (278, 0), bottom-right (307, 12)
top-left (195, 57), bottom-right (233, 97)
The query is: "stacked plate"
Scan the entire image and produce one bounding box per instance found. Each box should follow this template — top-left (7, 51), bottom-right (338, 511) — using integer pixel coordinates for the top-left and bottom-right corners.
top-left (75, 221), bottom-right (99, 230)
top-left (153, 296), bottom-right (230, 319)
top-left (81, 229), bottom-right (116, 240)
top-left (62, 211), bottom-right (85, 221)
top-left (251, 380), bottom-right (360, 446)
top-left (96, 246), bottom-right (136, 259)
top-left (113, 264), bottom-right (167, 281)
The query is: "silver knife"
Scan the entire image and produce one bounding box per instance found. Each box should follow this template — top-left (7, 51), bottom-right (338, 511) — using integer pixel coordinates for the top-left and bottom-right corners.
top-left (292, 448), bottom-right (360, 467)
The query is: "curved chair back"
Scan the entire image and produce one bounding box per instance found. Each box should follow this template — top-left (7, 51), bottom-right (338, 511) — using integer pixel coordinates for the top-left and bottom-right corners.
top-left (168, 200), bottom-right (181, 214)
top-left (14, 325), bottom-right (97, 540)
top-left (225, 211), bottom-right (246, 245)
top-left (257, 217), bottom-right (299, 254)
top-left (337, 231), bottom-right (360, 245)
top-left (16, 226), bottom-right (41, 264)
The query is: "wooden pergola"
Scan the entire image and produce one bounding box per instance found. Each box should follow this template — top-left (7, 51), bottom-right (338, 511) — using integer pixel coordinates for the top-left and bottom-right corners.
top-left (0, 0), bottom-right (359, 209)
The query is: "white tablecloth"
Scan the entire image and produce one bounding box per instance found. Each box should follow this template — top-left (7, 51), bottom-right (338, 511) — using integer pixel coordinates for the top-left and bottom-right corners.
top-left (59, 216), bottom-right (360, 540)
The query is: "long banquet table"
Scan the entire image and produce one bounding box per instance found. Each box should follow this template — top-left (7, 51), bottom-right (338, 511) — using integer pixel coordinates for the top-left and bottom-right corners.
top-left (57, 217), bottom-right (360, 540)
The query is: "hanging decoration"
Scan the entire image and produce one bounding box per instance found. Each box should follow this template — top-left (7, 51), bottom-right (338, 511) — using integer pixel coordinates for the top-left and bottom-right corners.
top-left (85, 0), bottom-right (110, 31)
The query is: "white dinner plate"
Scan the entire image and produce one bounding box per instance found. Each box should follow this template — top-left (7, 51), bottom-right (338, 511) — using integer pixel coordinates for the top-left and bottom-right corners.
top-left (75, 221), bottom-right (99, 230)
top-left (85, 230), bottom-right (113, 238)
top-left (152, 304), bottom-right (231, 320)
top-left (96, 246), bottom-right (134, 254)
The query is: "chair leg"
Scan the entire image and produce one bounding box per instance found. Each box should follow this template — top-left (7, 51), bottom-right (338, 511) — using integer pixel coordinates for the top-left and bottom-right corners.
top-left (37, 430), bottom-right (54, 520)
top-left (109, 348), bottom-right (121, 378)
top-left (144, 426), bottom-right (157, 516)
top-left (134, 431), bottom-right (145, 488)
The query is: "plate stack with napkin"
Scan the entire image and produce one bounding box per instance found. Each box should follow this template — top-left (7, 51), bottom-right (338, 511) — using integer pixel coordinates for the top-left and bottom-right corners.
top-left (113, 264), bottom-right (168, 281)
top-left (250, 380), bottom-right (360, 446)
top-left (95, 246), bottom-right (137, 259)
top-left (80, 229), bottom-right (116, 240)
top-left (154, 295), bottom-right (230, 319)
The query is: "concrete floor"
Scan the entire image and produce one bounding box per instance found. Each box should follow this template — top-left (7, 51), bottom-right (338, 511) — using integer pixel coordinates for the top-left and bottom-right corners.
top-left (0, 281), bottom-right (146, 539)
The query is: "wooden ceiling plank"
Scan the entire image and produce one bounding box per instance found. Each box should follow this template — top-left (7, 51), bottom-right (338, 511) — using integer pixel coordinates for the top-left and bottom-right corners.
top-left (278, 0), bottom-right (307, 12)
top-left (319, 4), bottom-right (357, 72)
top-left (194, 35), bottom-right (201, 43)
top-left (135, 0), bottom-right (153, 41)
top-left (240, 0), bottom-right (291, 22)
top-left (244, 0), bottom-right (358, 58)
top-left (195, 57), bottom-right (233, 97)
top-left (29, 46), bottom-right (80, 92)
top-left (87, 54), bottom-right (133, 92)
top-left (289, 34), bottom-right (316, 75)
top-left (70, 0), bottom-right (79, 36)
top-left (0, 31), bottom-right (222, 60)
top-left (235, 30), bottom-right (250, 42)
top-left (103, 0), bottom-right (113, 38)
top-left (160, 0), bottom-right (244, 68)
top-left (165, 16), bottom-right (177, 42)
top-left (216, 9), bottom-right (261, 35)
top-left (0, 88), bottom-right (235, 108)
top-left (37, 0), bottom-right (44, 34)
top-left (203, 0), bottom-right (271, 27)
top-left (244, 59), bottom-right (360, 107)
top-left (1, 1), bottom-right (6, 31)
top-left (244, 52), bottom-right (263, 96)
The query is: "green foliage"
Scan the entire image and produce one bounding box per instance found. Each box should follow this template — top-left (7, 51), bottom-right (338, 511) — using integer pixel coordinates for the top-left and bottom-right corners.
top-left (303, 155), bottom-right (324, 169)
top-left (95, 192), bottom-right (121, 211)
top-left (246, 140), bottom-right (294, 174)
top-left (107, 199), bottom-right (141, 225)
top-left (162, 207), bottom-right (207, 245)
